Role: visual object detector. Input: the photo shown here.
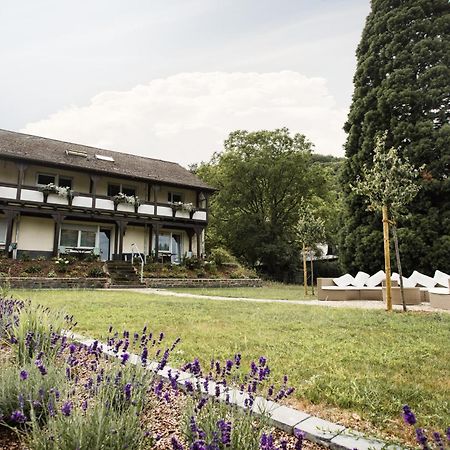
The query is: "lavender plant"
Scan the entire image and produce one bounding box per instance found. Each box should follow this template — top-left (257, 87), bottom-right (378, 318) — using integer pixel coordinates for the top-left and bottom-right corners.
top-left (0, 298), bottom-right (24, 342)
top-left (402, 405), bottom-right (450, 450)
top-left (178, 355), bottom-right (299, 450)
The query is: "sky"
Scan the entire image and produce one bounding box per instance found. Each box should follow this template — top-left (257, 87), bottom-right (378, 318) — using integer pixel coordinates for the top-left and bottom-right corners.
top-left (0, 0), bottom-right (371, 166)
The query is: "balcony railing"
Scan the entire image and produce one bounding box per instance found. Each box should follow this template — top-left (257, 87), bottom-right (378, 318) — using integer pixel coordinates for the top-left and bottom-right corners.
top-left (0, 183), bottom-right (207, 222)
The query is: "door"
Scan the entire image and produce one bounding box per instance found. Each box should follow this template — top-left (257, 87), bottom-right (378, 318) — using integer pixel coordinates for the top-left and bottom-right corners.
top-left (171, 234), bottom-right (182, 264)
top-left (99, 229), bottom-right (111, 261)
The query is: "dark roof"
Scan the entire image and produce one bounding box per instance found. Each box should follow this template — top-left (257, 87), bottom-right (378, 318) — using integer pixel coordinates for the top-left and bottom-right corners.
top-left (0, 129), bottom-right (214, 191)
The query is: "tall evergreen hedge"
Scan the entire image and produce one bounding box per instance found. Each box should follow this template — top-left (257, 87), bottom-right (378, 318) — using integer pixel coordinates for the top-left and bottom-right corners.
top-left (341, 0), bottom-right (450, 275)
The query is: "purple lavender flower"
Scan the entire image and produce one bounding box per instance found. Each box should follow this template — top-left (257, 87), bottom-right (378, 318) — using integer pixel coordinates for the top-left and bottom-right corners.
top-left (35, 359), bottom-right (47, 376)
top-left (61, 401), bottom-right (72, 417)
top-left (294, 429), bottom-right (305, 450)
top-left (225, 359), bottom-right (233, 373)
top-left (416, 428), bottom-right (429, 450)
top-left (184, 380), bottom-right (194, 393)
top-left (108, 325), bottom-right (113, 333)
top-left (196, 397), bottom-right (207, 411)
top-left (217, 419), bottom-right (232, 446)
top-left (124, 383), bottom-right (132, 401)
top-left (68, 343), bottom-right (77, 354)
top-left (19, 370), bottom-right (28, 381)
top-left (433, 432), bottom-right (444, 450)
top-left (48, 400), bottom-right (55, 417)
top-left (158, 332), bottom-right (164, 342)
top-left (171, 437), bottom-right (184, 450)
top-left (141, 347), bottom-right (148, 366)
top-left (10, 410), bottom-right (26, 423)
top-left (120, 353), bottom-right (130, 365)
top-left (81, 399), bottom-right (88, 412)
top-left (402, 405), bottom-right (417, 426)
top-left (446, 427), bottom-right (450, 442)
top-left (259, 356), bottom-right (267, 367)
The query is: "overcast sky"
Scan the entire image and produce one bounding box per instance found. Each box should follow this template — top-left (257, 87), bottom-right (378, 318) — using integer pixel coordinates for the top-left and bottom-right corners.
top-left (1, 0), bottom-right (370, 165)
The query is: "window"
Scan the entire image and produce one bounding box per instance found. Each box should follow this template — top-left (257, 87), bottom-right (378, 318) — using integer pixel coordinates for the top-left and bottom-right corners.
top-left (59, 177), bottom-right (73, 189)
top-left (60, 227), bottom-right (97, 248)
top-left (107, 183), bottom-right (136, 197)
top-left (158, 234), bottom-right (171, 252)
top-left (0, 219), bottom-right (7, 244)
top-left (37, 174), bottom-right (56, 185)
top-left (60, 229), bottom-right (78, 247)
top-left (168, 192), bottom-right (183, 203)
top-left (80, 231), bottom-right (96, 247)
top-left (37, 173), bottom-right (72, 189)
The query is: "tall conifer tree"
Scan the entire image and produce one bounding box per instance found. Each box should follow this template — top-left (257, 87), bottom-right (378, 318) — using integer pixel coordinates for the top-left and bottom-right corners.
top-left (341, 0), bottom-right (450, 275)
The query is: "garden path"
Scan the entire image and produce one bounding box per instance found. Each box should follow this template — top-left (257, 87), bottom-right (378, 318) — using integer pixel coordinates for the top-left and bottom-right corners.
top-left (113, 288), bottom-right (449, 313)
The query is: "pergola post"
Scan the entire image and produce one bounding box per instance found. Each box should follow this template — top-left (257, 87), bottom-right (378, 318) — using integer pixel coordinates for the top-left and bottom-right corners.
top-left (52, 213), bottom-right (66, 257)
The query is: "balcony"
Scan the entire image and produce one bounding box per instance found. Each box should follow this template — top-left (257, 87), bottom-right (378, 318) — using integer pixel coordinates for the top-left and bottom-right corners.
top-left (0, 183), bottom-right (207, 222)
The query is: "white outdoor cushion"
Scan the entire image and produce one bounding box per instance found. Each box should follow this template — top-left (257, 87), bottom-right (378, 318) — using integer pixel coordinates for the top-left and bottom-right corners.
top-left (428, 287), bottom-right (450, 295)
top-left (434, 270), bottom-right (450, 287)
top-left (391, 272), bottom-right (400, 282)
top-left (409, 270), bottom-right (436, 289)
top-left (351, 271), bottom-right (370, 288)
top-left (400, 277), bottom-right (416, 288)
top-left (366, 270), bottom-right (386, 288)
top-left (332, 273), bottom-right (355, 287)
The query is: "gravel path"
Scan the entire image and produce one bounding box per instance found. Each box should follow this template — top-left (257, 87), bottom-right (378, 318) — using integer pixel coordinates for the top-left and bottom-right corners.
top-left (115, 288), bottom-right (449, 313)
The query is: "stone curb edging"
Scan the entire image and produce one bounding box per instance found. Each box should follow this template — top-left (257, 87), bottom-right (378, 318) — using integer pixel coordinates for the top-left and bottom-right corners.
top-left (67, 332), bottom-right (400, 450)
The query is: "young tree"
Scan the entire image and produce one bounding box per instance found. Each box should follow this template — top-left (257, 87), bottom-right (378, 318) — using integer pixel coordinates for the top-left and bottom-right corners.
top-left (341, 0), bottom-right (450, 275)
top-left (352, 132), bottom-right (421, 311)
top-left (296, 204), bottom-right (326, 296)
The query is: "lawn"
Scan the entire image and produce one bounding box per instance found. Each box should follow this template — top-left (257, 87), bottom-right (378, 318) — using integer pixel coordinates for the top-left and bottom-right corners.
top-left (12, 289), bottom-right (450, 442)
top-left (169, 282), bottom-right (317, 300)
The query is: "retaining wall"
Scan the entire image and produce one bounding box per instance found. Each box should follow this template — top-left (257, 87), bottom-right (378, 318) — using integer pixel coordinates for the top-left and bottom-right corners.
top-left (0, 277), bottom-right (108, 289)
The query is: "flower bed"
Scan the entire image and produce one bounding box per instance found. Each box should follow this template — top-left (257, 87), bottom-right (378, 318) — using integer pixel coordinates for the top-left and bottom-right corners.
top-left (0, 257), bottom-right (104, 279)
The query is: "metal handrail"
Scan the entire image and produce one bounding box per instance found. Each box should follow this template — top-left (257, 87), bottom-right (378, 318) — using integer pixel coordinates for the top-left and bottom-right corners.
top-left (130, 243), bottom-right (144, 283)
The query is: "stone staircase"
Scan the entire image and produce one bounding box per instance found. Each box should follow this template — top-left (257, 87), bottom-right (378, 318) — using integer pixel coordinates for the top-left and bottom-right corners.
top-left (106, 261), bottom-right (145, 288)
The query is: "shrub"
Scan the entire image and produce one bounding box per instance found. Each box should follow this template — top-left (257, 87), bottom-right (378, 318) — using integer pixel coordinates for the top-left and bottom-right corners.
top-left (24, 265), bottom-right (42, 275)
top-left (54, 257), bottom-right (70, 273)
top-left (87, 267), bottom-right (104, 278)
top-left (47, 271), bottom-right (56, 278)
top-left (183, 256), bottom-right (203, 270)
top-left (19, 253), bottom-right (31, 262)
top-left (210, 248), bottom-right (237, 267)
top-left (204, 261), bottom-right (217, 274)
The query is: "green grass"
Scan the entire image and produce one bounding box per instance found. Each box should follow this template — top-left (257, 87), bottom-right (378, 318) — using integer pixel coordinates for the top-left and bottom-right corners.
top-left (169, 282), bottom-right (317, 300)
top-left (12, 289), bottom-right (450, 438)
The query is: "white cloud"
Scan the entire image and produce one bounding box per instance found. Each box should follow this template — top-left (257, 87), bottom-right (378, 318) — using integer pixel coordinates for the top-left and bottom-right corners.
top-left (22, 71), bottom-right (347, 166)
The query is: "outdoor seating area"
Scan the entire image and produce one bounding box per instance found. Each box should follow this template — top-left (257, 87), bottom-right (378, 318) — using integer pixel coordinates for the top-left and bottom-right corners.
top-left (318, 270), bottom-right (450, 308)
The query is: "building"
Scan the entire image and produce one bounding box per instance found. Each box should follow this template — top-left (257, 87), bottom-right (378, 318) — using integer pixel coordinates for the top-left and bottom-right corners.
top-left (0, 129), bottom-right (214, 262)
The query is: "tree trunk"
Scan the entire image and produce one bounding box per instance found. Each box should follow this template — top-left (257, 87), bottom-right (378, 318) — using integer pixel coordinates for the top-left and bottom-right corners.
top-left (392, 224), bottom-right (406, 312)
top-left (310, 250), bottom-right (314, 296)
top-left (303, 243), bottom-right (308, 296)
top-left (382, 205), bottom-right (392, 311)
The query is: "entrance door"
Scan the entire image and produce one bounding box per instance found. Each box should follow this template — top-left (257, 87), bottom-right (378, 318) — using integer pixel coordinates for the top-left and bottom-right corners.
top-left (171, 234), bottom-right (182, 264)
top-left (99, 229), bottom-right (111, 261)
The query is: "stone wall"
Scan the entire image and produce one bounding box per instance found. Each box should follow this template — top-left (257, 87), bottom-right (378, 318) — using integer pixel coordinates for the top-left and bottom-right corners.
top-left (144, 278), bottom-right (263, 288)
top-left (0, 277), bottom-right (108, 289)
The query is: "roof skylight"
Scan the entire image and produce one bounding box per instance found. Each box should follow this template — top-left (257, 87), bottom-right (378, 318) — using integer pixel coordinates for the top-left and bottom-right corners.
top-left (66, 150), bottom-right (88, 158)
top-left (95, 154), bottom-right (115, 162)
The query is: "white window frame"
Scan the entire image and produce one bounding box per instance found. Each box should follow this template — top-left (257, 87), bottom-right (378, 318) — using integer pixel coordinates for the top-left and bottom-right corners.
top-left (59, 224), bottom-right (99, 249)
top-left (36, 173), bottom-right (73, 189)
top-left (156, 231), bottom-right (183, 256)
top-left (107, 183), bottom-right (137, 197)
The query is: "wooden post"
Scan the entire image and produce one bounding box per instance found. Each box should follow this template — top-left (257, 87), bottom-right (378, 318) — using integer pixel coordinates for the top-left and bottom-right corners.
top-left (4, 211), bottom-right (18, 257)
top-left (16, 163), bottom-right (27, 200)
top-left (382, 205), bottom-right (392, 311)
top-left (90, 175), bottom-right (100, 209)
top-left (310, 249), bottom-right (315, 296)
top-left (392, 224), bottom-right (406, 312)
top-left (154, 224), bottom-right (160, 260)
top-left (118, 221), bottom-right (127, 258)
top-left (303, 243), bottom-right (308, 296)
top-left (187, 229), bottom-right (194, 252)
top-left (148, 223), bottom-right (153, 257)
